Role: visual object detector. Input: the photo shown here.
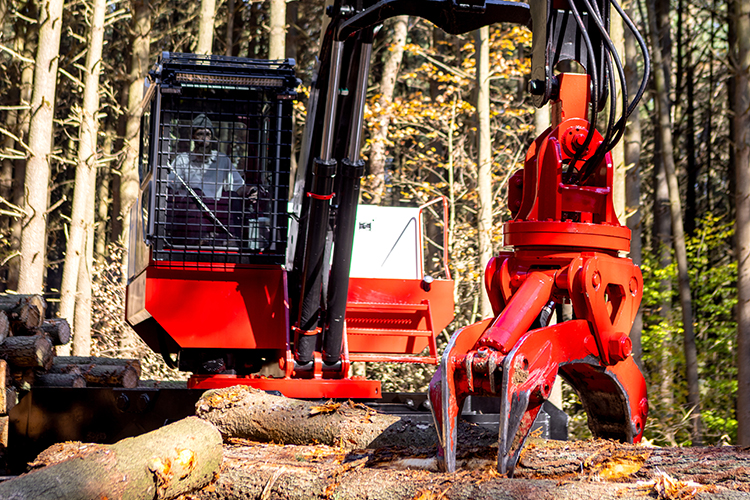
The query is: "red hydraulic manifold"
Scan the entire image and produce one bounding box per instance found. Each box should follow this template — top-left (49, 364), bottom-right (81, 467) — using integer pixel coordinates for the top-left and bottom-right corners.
top-left (428, 73), bottom-right (648, 475)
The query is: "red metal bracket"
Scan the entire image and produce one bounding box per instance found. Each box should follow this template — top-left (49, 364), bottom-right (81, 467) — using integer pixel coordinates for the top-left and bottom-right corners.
top-left (428, 72), bottom-right (648, 476)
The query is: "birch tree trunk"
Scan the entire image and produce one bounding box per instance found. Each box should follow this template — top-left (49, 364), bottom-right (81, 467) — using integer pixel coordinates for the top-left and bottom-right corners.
top-left (118, 0), bottom-right (150, 268)
top-left (196, 0), bottom-right (216, 55)
top-left (366, 16), bottom-right (408, 205)
top-left (17, 0), bottom-right (64, 295)
top-left (733, 0), bottom-right (750, 446)
top-left (59, 0), bottom-right (106, 354)
top-left (646, 0), bottom-right (702, 445)
top-left (72, 164), bottom-right (96, 356)
top-left (475, 26), bottom-right (492, 320)
top-left (268, 0), bottom-right (286, 60)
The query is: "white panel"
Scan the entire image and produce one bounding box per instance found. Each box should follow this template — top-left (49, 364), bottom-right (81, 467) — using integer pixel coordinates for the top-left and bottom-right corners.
top-left (350, 205), bottom-right (422, 279)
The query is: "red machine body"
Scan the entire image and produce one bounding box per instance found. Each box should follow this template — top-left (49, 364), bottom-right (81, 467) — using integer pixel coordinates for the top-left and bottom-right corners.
top-left (428, 73), bottom-right (648, 475)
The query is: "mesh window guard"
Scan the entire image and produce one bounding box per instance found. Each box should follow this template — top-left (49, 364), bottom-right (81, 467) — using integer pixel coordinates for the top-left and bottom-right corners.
top-left (147, 54), bottom-right (295, 267)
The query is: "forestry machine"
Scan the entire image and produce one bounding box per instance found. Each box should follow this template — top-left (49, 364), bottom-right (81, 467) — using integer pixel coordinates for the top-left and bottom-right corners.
top-left (125, 0), bottom-right (651, 476)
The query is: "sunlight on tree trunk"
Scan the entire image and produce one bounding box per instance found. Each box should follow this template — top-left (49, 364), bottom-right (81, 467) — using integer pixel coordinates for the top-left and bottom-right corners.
top-left (269, 0), bottom-right (286, 60)
top-left (17, 0), bottom-right (64, 294)
top-left (475, 26), bottom-right (492, 320)
top-left (610, 14), bottom-right (626, 220)
top-left (119, 0), bottom-right (151, 275)
top-left (59, 0), bottom-right (107, 351)
top-left (366, 16), bottom-right (408, 205)
top-left (733, 0), bottom-right (750, 446)
top-left (197, 0), bottom-right (216, 55)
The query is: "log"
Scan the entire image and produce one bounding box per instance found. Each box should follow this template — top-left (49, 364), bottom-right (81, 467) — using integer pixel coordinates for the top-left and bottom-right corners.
top-left (79, 364), bottom-right (139, 388)
top-left (0, 416), bottom-right (223, 500)
top-left (40, 318), bottom-right (71, 346)
top-left (190, 440), bottom-right (750, 500)
top-left (54, 356), bottom-right (142, 378)
top-left (0, 334), bottom-right (53, 370)
top-left (11, 368), bottom-right (34, 391)
top-left (34, 373), bottom-right (87, 388)
top-left (196, 386), bottom-right (497, 450)
top-left (0, 311), bottom-right (9, 343)
top-left (0, 294), bottom-right (45, 333)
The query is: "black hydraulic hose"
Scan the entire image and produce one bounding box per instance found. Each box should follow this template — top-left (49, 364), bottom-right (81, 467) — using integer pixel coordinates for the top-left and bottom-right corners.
top-left (323, 158), bottom-right (365, 364)
top-left (296, 158), bottom-right (337, 364)
top-left (564, 0), bottom-right (600, 182)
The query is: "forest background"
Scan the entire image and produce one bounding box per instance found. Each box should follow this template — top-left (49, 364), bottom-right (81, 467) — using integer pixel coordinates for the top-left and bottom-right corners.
top-left (0, 0), bottom-right (748, 450)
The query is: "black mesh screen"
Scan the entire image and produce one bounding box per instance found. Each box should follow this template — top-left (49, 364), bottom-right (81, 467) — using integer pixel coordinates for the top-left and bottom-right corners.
top-left (149, 84), bottom-right (292, 266)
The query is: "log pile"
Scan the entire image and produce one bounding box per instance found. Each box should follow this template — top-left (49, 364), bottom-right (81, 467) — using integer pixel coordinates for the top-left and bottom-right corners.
top-left (0, 293), bottom-right (143, 467)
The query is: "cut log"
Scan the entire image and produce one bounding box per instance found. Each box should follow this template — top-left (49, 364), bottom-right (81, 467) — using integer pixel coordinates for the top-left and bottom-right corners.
top-left (189, 440), bottom-right (749, 500)
top-left (54, 356), bottom-right (142, 378)
top-left (11, 368), bottom-right (34, 391)
top-left (0, 311), bottom-right (9, 343)
top-left (34, 373), bottom-right (86, 388)
top-left (0, 416), bottom-right (222, 500)
top-left (196, 386), bottom-right (496, 450)
top-left (0, 294), bottom-right (45, 333)
top-left (80, 364), bottom-right (139, 388)
top-left (40, 318), bottom-right (71, 346)
top-left (0, 334), bottom-right (53, 370)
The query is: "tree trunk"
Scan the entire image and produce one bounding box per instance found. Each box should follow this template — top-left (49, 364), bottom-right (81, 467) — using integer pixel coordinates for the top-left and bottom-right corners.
top-left (59, 0), bottom-right (107, 348)
top-left (118, 0), bottom-right (151, 267)
top-left (366, 16), bottom-right (408, 205)
top-left (17, 0), bottom-right (65, 295)
top-left (8, 3), bottom-right (37, 292)
top-left (0, 417), bottom-right (222, 500)
top-left (34, 373), bottom-right (87, 388)
top-left (71, 149), bottom-right (98, 356)
top-left (646, 0), bottom-right (701, 445)
top-left (268, 0), bottom-right (286, 60)
top-left (624, 0), bottom-right (643, 366)
top-left (475, 26), bottom-right (492, 320)
top-left (197, 0), bottom-right (216, 54)
top-left (734, 0), bottom-right (750, 446)
top-left (192, 439), bottom-right (750, 500)
top-left (196, 386), bottom-right (497, 450)
top-left (610, 14), bottom-right (626, 221)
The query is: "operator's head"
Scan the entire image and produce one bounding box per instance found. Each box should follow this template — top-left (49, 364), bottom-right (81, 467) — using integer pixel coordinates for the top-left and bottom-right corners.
top-left (192, 114), bottom-right (214, 149)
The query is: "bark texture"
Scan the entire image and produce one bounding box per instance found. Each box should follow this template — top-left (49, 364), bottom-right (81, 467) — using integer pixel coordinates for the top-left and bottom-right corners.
top-left (0, 294), bottom-right (45, 333)
top-left (475, 26), bottom-right (493, 320)
top-left (268, 0), bottom-right (286, 60)
top-left (0, 417), bottom-right (222, 500)
top-left (191, 439), bottom-right (750, 500)
top-left (17, 0), bottom-right (64, 295)
top-left (366, 16), bottom-right (408, 204)
top-left (646, 0), bottom-right (701, 444)
top-left (196, 386), bottom-right (496, 450)
top-left (40, 318), bottom-right (72, 346)
top-left (0, 334), bottom-right (53, 369)
top-left (197, 0), bottom-right (217, 54)
top-left (735, 0), bottom-right (750, 445)
top-left (59, 0), bottom-right (106, 352)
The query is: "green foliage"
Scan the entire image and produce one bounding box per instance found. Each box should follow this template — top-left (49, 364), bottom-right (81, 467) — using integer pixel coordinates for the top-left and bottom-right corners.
top-left (640, 215), bottom-right (737, 445)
